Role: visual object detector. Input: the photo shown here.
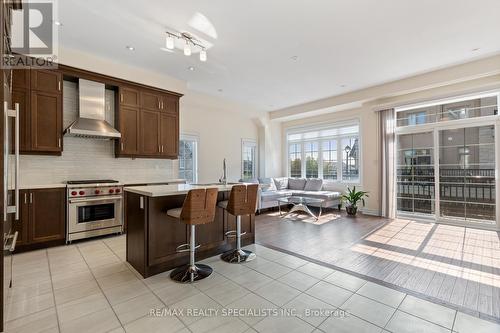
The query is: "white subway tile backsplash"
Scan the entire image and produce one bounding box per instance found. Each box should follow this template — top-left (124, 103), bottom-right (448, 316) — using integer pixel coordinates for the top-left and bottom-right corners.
top-left (20, 81), bottom-right (177, 186)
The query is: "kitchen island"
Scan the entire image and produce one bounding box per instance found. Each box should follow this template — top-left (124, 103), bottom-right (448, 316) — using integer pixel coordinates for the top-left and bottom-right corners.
top-left (124, 184), bottom-right (255, 278)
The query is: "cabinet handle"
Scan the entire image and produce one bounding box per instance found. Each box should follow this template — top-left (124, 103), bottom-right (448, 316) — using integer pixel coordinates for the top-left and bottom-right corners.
top-left (161, 145), bottom-right (164, 153)
top-left (24, 192), bottom-right (27, 204)
top-left (120, 93), bottom-right (123, 103)
top-left (121, 142), bottom-right (124, 151)
top-left (29, 193), bottom-right (33, 204)
top-left (161, 101), bottom-right (164, 109)
top-left (58, 81), bottom-right (61, 91)
top-left (58, 138), bottom-right (61, 148)
top-left (158, 145), bottom-right (161, 153)
top-left (158, 100), bottom-right (161, 109)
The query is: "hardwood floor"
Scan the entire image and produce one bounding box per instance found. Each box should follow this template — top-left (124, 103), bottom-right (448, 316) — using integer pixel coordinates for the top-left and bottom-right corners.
top-left (255, 209), bottom-right (500, 322)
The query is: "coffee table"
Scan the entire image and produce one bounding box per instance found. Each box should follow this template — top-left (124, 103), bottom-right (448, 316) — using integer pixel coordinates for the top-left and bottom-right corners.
top-left (277, 196), bottom-right (325, 221)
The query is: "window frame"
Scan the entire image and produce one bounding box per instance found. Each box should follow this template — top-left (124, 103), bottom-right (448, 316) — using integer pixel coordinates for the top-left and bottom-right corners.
top-left (178, 134), bottom-right (199, 184)
top-left (241, 139), bottom-right (258, 180)
top-left (285, 119), bottom-right (362, 185)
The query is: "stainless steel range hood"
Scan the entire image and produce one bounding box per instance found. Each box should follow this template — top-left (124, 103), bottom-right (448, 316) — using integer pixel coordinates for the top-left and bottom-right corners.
top-left (64, 79), bottom-right (121, 139)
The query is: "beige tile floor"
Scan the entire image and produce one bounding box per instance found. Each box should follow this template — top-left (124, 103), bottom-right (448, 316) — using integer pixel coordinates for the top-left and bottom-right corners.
top-left (4, 235), bottom-right (500, 333)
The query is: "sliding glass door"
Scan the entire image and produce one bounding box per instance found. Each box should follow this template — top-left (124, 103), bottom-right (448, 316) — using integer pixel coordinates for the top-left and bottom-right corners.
top-left (396, 124), bottom-right (497, 227)
top-left (438, 125), bottom-right (495, 223)
top-left (397, 132), bottom-right (435, 216)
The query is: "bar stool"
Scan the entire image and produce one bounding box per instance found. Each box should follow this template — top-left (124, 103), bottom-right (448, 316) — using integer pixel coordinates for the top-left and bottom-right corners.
top-left (167, 188), bottom-right (218, 283)
top-left (219, 184), bottom-right (259, 263)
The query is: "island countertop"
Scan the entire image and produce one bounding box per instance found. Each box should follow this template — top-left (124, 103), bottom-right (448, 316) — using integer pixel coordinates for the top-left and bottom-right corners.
top-left (124, 183), bottom-right (238, 197)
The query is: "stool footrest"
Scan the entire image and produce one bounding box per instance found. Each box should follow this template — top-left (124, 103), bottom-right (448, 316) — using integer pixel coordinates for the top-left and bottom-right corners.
top-left (225, 230), bottom-right (237, 238)
top-left (176, 243), bottom-right (201, 253)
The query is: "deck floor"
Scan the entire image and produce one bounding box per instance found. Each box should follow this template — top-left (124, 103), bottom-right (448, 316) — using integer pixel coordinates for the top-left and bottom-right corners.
top-left (255, 209), bottom-right (500, 322)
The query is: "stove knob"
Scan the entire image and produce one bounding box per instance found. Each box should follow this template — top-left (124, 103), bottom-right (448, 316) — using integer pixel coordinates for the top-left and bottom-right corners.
top-left (115, 188), bottom-right (121, 193)
top-left (109, 189), bottom-right (115, 194)
top-left (95, 190), bottom-right (100, 194)
top-left (79, 191), bottom-right (85, 195)
top-left (71, 191), bottom-right (77, 196)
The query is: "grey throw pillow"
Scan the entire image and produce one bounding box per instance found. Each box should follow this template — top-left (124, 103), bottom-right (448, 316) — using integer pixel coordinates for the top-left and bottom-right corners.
top-left (304, 178), bottom-right (323, 191)
top-left (273, 177), bottom-right (289, 190)
top-left (288, 178), bottom-right (307, 190)
top-left (258, 178), bottom-right (276, 192)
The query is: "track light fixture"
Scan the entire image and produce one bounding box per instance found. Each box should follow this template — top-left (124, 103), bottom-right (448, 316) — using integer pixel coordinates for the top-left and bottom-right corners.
top-left (164, 31), bottom-right (208, 62)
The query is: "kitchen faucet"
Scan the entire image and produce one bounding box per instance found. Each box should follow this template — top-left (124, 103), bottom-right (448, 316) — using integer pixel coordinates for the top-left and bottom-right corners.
top-left (219, 158), bottom-right (228, 185)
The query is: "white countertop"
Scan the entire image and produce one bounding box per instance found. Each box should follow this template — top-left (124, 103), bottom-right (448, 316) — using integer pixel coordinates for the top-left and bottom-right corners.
top-left (123, 179), bottom-right (186, 186)
top-left (124, 184), bottom-right (236, 197)
top-left (12, 179), bottom-right (186, 190)
top-left (18, 183), bottom-right (67, 190)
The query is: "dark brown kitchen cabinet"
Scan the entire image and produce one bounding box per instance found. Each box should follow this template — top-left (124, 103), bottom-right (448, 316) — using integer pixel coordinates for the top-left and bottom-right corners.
top-left (31, 69), bottom-right (62, 94)
top-left (12, 89), bottom-right (30, 151)
top-left (160, 113), bottom-right (178, 157)
top-left (116, 86), bottom-right (180, 159)
top-left (30, 90), bottom-right (62, 153)
top-left (120, 86), bottom-right (140, 107)
top-left (14, 187), bottom-right (66, 252)
top-left (140, 109), bottom-right (161, 156)
top-left (141, 90), bottom-right (162, 111)
top-left (11, 68), bottom-right (63, 155)
top-left (118, 106), bottom-right (140, 155)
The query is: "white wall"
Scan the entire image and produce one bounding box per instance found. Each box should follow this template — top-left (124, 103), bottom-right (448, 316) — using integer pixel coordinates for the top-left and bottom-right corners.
top-left (19, 47), bottom-right (261, 186)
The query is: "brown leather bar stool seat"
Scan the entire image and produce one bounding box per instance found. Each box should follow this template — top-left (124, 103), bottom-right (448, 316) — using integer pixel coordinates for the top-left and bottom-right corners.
top-left (219, 184), bottom-right (259, 263)
top-left (167, 188), bottom-right (218, 283)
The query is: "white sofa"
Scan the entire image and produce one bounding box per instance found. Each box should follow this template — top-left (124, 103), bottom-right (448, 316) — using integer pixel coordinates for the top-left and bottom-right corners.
top-left (245, 177), bottom-right (342, 212)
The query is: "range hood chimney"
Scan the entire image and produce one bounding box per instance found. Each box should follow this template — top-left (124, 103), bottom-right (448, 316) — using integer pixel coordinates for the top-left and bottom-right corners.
top-left (64, 79), bottom-right (121, 139)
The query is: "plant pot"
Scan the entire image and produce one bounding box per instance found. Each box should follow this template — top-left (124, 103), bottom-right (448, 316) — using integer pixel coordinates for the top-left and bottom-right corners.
top-left (346, 205), bottom-right (358, 216)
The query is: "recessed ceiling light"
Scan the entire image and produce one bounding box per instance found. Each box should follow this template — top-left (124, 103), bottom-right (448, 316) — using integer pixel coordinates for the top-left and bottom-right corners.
top-left (218, 88), bottom-right (223, 92)
top-left (472, 48), bottom-right (480, 52)
top-left (188, 66), bottom-right (195, 71)
top-left (290, 55), bottom-right (298, 61)
top-left (126, 46), bottom-right (135, 51)
top-left (54, 21), bottom-right (63, 26)
top-left (340, 84), bottom-right (346, 88)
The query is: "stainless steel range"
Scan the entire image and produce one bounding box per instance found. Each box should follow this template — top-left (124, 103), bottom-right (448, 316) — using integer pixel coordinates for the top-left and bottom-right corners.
top-left (66, 180), bottom-right (123, 242)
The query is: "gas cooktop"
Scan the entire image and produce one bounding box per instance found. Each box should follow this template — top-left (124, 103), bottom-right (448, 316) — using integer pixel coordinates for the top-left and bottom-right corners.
top-left (66, 179), bottom-right (119, 185)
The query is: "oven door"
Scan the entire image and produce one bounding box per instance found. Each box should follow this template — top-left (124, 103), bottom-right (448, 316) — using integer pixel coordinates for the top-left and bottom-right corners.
top-left (68, 195), bottom-right (122, 234)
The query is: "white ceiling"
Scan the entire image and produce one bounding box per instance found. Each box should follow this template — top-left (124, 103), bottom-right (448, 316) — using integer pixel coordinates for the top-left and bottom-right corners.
top-left (59, 0), bottom-right (500, 111)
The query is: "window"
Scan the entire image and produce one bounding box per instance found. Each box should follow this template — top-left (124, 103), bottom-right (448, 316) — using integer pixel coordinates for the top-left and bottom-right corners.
top-left (286, 123), bottom-right (360, 182)
top-left (178, 135), bottom-right (198, 184)
top-left (396, 92), bottom-right (499, 227)
top-left (242, 139), bottom-right (257, 180)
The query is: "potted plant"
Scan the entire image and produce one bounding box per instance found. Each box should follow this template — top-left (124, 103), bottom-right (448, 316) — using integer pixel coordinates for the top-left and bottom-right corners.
top-left (341, 186), bottom-right (369, 216)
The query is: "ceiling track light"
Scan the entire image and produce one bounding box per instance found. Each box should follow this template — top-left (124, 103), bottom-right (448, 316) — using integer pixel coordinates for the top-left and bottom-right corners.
top-left (164, 31), bottom-right (208, 62)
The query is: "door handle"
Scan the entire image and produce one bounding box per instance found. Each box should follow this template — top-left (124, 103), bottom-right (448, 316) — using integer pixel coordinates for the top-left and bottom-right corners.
top-left (3, 102), bottom-right (19, 221)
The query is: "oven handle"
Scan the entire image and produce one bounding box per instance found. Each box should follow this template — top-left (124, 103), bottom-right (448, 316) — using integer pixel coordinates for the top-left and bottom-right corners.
top-left (68, 195), bottom-right (123, 204)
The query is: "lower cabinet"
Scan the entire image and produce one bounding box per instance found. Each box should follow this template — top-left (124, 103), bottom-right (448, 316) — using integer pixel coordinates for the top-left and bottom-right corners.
top-left (15, 188), bottom-right (66, 251)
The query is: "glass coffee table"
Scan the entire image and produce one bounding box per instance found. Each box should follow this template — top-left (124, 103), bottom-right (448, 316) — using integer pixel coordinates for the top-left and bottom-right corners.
top-left (277, 196), bottom-right (325, 221)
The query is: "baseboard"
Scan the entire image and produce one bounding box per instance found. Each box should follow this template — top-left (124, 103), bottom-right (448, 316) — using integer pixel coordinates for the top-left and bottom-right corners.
top-left (360, 208), bottom-right (381, 216)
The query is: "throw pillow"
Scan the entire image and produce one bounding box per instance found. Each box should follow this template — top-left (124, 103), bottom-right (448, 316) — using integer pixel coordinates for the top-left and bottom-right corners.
top-left (273, 177), bottom-right (289, 190)
top-left (304, 178), bottom-right (323, 191)
top-left (288, 178), bottom-right (307, 190)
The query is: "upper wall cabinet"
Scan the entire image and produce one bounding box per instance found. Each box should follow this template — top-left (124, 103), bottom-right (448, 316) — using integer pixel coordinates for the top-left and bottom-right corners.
top-left (116, 86), bottom-right (180, 159)
top-left (12, 68), bottom-right (63, 155)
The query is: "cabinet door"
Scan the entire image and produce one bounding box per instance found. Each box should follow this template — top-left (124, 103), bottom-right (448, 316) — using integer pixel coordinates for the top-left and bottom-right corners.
top-left (160, 113), bottom-right (178, 158)
top-left (141, 91), bottom-right (161, 111)
top-left (118, 106), bottom-right (140, 155)
top-left (30, 91), bottom-right (62, 153)
top-left (161, 94), bottom-right (179, 114)
top-left (12, 89), bottom-right (31, 152)
top-left (12, 69), bottom-right (30, 89)
top-left (29, 188), bottom-right (65, 244)
top-left (120, 86), bottom-right (140, 107)
top-left (12, 190), bottom-right (30, 247)
top-left (140, 110), bottom-right (160, 155)
top-left (31, 69), bottom-right (62, 94)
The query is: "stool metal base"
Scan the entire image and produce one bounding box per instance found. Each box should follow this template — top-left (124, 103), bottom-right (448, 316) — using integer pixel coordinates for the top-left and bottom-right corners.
top-left (170, 263), bottom-right (213, 283)
top-left (221, 249), bottom-right (256, 263)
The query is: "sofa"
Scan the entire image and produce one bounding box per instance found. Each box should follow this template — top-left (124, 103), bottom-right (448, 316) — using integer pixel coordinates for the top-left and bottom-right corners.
top-left (244, 177), bottom-right (342, 212)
